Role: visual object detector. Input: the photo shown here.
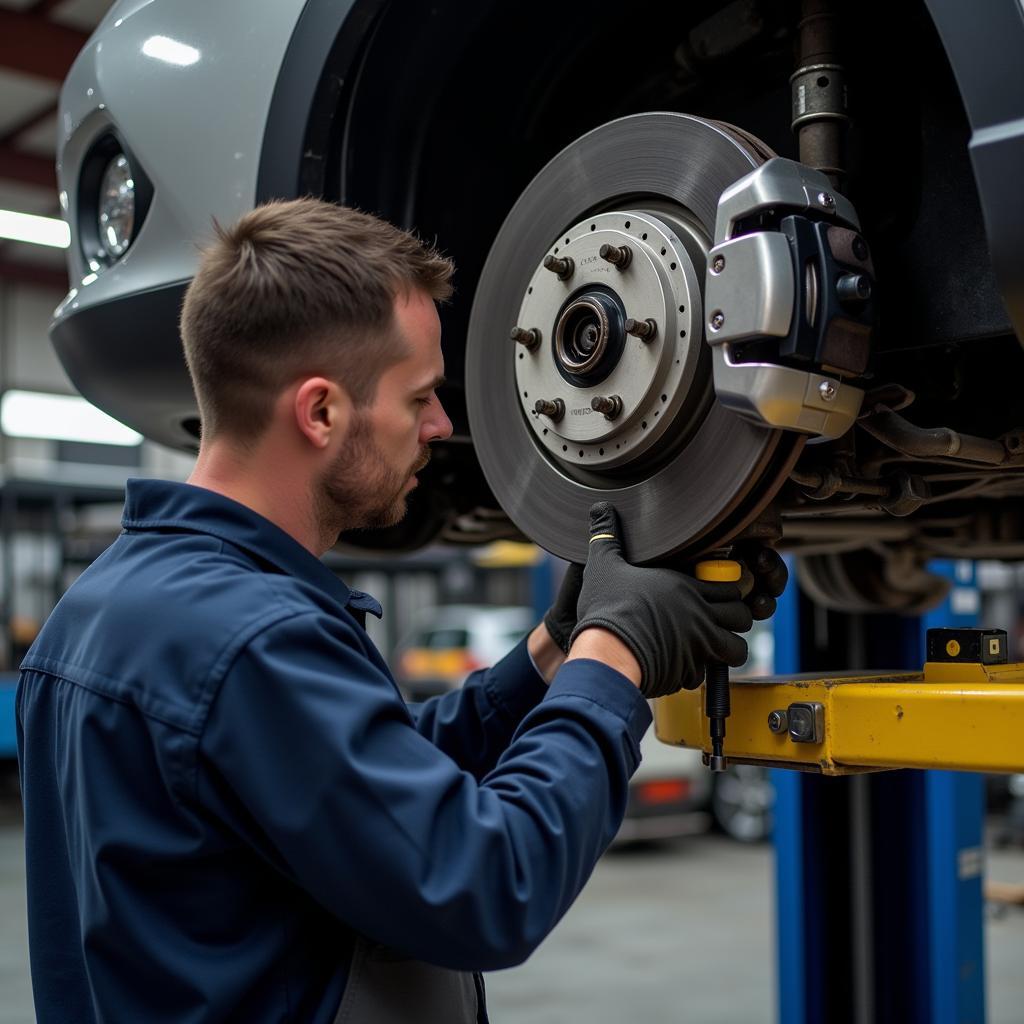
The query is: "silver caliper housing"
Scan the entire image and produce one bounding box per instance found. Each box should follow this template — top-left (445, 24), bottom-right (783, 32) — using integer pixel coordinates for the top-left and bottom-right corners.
top-left (514, 209), bottom-right (702, 470)
top-left (704, 158), bottom-right (868, 439)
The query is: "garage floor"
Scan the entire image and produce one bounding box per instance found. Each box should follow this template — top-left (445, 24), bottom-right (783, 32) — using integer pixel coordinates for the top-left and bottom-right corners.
top-left (1, 795), bottom-right (1022, 1023)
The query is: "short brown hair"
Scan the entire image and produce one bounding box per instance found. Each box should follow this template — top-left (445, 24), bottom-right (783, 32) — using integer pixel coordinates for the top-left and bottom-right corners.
top-left (180, 198), bottom-right (454, 442)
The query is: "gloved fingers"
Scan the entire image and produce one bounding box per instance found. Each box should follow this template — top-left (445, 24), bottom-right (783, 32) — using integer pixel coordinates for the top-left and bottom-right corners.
top-left (710, 628), bottom-right (749, 669)
top-left (709, 599), bottom-right (754, 635)
top-left (749, 594), bottom-right (777, 621)
top-left (559, 562), bottom-right (585, 603)
top-left (692, 579), bottom-right (743, 604)
top-left (587, 502), bottom-right (625, 558)
top-left (752, 547), bottom-right (788, 599)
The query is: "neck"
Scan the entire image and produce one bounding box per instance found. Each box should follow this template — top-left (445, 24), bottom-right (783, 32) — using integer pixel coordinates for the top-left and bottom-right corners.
top-left (187, 439), bottom-right (325, 556)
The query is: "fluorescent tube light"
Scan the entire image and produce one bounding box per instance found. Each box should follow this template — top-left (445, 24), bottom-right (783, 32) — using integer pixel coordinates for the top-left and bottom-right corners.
top-left (1, 390), bottom-right (143, 447)
top-left (0, 209), bottom-right (70, 249)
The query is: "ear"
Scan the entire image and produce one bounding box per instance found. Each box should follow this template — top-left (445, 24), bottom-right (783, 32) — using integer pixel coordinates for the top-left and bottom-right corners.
top-left (293, 376), bottom-right (352, 449)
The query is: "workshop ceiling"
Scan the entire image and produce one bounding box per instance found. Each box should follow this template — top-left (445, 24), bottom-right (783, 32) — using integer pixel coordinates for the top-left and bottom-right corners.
top-left (0, 0), bottom-right (115, 290)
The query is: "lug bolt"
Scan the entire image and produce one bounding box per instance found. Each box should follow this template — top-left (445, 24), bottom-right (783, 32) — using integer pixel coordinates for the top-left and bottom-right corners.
top-left (709, 311), bottom-right (725, 331)
top-left (818, 380), bottom-right (837, 402)
top-left (510, 326), bottom-right (541, 350)
top-left (591, 395), bottom-right (623, 420)
top-left (534, 398), bottom-right (565, 421)
top-left (624, 317), bottom-right (657, 342)
top-left (543, 254), bottom-right (574, 280)
top-left (711, 254), bottom-right (726, 274)
top-left (768, 709), bottom-right (789, 734)
top-left (599, 243), bottom-right (632, 270)
top-left (836, 272), bottom-right (872, 305)
top-left (818, 190), bottom-right (835, 209)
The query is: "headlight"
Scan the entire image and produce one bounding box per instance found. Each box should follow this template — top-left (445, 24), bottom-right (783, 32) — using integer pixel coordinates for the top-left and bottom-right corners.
top-left (77, 133), bottom-right (152, 271)
top-left (97, 153), bottom-right (136, 260)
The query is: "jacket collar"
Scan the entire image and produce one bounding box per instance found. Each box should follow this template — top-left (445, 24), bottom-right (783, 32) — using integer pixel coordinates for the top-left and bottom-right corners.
top-left (121, 478), bottom-right (382, 618)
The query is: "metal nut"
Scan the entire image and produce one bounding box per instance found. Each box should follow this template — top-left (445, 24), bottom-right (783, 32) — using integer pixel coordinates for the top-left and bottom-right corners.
top-left (624, 317), bottom-right (657, 342)
top-left (510, 326), bottom-right (541, 350)
top-left (599, 243), bottom-right (632, 269)
top-left (711, 254), bottom-right (726, 274)
top-left (543, 254), bottom-right (574, 280)
top-left (591, 395), bottom-right (623, 420)
top-left (534, 398), bottom-right (565, 421)
top-left (768, 709), bottom-right (789, 734)
top-left (817, 191), bottom-right (835, 209)
top-left (709, 311), bottom-right (725, 331)
top-left (818, 380), bottom-right (837, 402)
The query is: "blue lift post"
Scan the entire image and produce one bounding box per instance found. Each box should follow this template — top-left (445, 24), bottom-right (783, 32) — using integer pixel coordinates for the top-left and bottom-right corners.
top-left (772, 560), bottom-right (986, 1024)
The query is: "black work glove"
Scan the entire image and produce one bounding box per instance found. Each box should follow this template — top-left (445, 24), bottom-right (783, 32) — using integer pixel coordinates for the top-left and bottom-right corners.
top-left (733, 543), bottom-right (788, 621)
top-left (569, 502), bottom-right (751, 698)
top-left (543, 563), bottom-right (584, 654)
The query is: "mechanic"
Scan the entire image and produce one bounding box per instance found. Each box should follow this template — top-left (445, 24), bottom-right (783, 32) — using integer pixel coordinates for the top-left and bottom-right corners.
top-left (17, 198), bottom-right (783, 1024)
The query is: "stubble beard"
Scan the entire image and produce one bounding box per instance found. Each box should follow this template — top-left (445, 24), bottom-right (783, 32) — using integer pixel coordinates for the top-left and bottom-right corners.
top-left (315, 413), bottom-right (431, 545)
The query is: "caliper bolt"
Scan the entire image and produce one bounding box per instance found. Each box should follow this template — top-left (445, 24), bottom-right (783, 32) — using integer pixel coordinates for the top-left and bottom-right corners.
top-left (543, 254), bottom-right (574, 280)
top-left (767, 709), bottom-right (789, 734)
top-left (836, 273), bottom-right (872, 305)
top-left (709, 311), bottom-right (725, 331)
top-left (624, 317), bottom-right (657, 342)
top-left (510, 326), bottom-right (541, 350)
top-left (711, 254), bottom-right (726, 274)
top-left (599, 243), bottom-right (632, 270)
top-left (818, 380), bottom-right (838, 402)
top-left (591, 395), bottom-right (623, 420)
top-left (534, 398), bottom-right (565, 421)
top-left (818, 190), bottom-right (835, 210)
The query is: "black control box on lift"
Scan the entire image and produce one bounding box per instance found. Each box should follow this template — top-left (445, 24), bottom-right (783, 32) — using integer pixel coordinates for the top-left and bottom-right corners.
top-left (926, 628), bottom-right (1008, 665)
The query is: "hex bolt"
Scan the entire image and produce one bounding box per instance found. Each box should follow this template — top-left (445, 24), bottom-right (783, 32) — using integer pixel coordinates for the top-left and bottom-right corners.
top-left (510, 326), bottom-right (541, 350)
top-left (817, 190), bottom-right (835, 210)
top-left (543, 254), bottom-right (574, 280)
top-left (818, 380), bottom-right (838, 402)
top-left (711, 254), bottom-right (726, 274)
top-left (767, 709), bottom-right (789, 734)
top-left (534, 398), bottom-right (565, 421)
top-left (591, 395), bottom-right (623, 420)
top-left (624, 317), bottom-right (657, 342)
top-left (709, 311), bottom-right (725, 332)
top-left (836, 273), bottom-right (872, 305)
top-left (599, 243), bottom-right (632, 270)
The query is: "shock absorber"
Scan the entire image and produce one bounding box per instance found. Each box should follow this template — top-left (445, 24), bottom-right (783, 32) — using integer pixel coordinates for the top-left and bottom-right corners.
top-left (791, 0), bottom-right (848, 189)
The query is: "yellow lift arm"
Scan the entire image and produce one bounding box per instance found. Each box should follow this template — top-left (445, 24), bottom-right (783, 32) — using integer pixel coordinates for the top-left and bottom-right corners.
top-left (654, 629), bottom-right (1024, 776)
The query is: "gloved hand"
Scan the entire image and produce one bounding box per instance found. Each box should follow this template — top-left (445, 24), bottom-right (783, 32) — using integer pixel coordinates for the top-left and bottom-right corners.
top-left (543, 563), bottom-right (584, 654)
top-left (733, 543), bottom-right (788, 621)
top-left (569, 502), bottom-right (751, 698)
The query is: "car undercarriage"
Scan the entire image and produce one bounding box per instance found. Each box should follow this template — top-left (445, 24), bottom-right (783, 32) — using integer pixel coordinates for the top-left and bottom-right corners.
top-left (51, 0), bottom-right (1024, 613)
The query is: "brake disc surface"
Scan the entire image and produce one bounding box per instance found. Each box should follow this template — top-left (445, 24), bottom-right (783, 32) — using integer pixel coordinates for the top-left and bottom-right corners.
top-left (466, 113), bottom-right (803, 564)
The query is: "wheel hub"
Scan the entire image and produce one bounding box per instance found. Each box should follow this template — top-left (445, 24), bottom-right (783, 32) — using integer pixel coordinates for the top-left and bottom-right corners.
top-left (515, 209), bottom-right (703, 471)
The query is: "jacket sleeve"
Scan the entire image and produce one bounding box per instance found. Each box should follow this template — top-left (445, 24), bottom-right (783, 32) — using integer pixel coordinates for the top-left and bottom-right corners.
top-left (197, 610), bottom-right (650, 972)
top-left (406, 637), bottom-right (549, 779)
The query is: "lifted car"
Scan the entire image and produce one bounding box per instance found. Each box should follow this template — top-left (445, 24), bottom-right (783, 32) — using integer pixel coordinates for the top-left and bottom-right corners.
top-left (51, 0), bottom-right (1024, 611)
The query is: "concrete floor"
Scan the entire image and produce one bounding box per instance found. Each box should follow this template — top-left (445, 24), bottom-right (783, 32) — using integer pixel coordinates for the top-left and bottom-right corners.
top-left (1, 796), bottom-right (1022, 1023)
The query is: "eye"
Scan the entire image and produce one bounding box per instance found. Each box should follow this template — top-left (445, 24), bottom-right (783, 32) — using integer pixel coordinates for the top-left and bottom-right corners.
top-left (414, 395), bottom-right (433, 408)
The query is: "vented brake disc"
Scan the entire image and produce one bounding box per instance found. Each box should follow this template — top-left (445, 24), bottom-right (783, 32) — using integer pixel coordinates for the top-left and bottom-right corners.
top-left (466, 113), bottom-right (804, 565)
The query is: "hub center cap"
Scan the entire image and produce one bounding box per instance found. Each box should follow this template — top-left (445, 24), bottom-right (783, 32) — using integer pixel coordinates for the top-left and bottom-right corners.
top-left (514, 209), bottom-right (703, 470)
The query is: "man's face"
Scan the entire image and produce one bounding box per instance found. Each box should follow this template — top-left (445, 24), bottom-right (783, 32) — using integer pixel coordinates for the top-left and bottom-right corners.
top-left (316, 288), bottom-right (452, 536)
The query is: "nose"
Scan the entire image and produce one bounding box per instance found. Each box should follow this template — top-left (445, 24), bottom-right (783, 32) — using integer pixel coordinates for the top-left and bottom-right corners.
top-left (422, 396), bottom-right (454, 443)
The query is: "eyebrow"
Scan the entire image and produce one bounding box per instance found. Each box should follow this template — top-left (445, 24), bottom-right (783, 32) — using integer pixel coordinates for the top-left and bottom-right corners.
top-left (414, 374), bottom-right (446, 394)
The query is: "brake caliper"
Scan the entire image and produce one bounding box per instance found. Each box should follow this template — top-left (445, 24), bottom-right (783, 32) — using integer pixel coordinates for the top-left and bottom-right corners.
top-left (704, 158), bottom-right (874, 439)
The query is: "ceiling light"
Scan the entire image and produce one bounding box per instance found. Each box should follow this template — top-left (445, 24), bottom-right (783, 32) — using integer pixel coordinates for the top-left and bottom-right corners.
top-left (1, 391), bottom-right (143, 446)
top-left (0, 210), bottom-right (70, 249)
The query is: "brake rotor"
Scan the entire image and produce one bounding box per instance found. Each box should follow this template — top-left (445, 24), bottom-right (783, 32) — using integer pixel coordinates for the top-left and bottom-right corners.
top-left (466, 113), bottom-right (804, 565)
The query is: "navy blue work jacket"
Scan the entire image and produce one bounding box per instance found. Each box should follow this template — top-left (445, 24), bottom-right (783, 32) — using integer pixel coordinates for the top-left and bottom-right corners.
top-left (17, 479), bottom-right (651, 1023)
